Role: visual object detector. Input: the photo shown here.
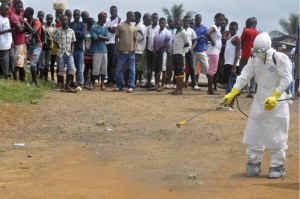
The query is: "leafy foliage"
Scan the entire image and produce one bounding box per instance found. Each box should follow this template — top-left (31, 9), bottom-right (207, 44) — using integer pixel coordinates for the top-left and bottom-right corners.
top-left (279, 12), bottom-right (299, 35)
top-left (162, 3), bottom-right (195, 20)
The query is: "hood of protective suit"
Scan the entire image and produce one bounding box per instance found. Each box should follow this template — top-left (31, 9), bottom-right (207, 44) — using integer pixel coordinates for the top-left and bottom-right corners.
top-left (251, 32), bottom-right (272, 57)
top-left (253, 32), bottom-right (272, 51)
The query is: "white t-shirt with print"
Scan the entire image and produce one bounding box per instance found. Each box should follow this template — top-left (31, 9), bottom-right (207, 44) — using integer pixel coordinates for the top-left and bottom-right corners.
top-left (207, 25), bottom-right (222, 55)
top-left (0, 15), bottom-right (12, 50)
top-left (184, 27), bottom-right (197, 53)
top-left (135, 22), bottom-right (147, 54)
top-left (146, 25), bottom-right (159, 51)
top-left (105, 17), bottom-right (120, 44)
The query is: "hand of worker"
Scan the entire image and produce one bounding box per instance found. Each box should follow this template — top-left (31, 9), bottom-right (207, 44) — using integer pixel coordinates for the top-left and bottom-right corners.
top-left (222, 88), bottom-right (240, 105)
top-left (264, 90), bottom-right (281, 111)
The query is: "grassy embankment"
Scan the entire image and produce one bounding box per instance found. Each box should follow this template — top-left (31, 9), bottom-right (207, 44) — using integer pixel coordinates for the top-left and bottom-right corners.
top-left (0, 70), bottom-right (53, 104)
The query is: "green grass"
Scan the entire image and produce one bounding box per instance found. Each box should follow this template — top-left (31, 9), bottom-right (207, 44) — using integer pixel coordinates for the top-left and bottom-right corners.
top-left (0, 73), bottom-right (53, 104)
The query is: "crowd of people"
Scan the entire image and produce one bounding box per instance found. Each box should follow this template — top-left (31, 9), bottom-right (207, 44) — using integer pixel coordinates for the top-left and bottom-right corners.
top-left (0, 0), bottom-right (298, 97)
top-left (0, 0), bottom-right (299, 179)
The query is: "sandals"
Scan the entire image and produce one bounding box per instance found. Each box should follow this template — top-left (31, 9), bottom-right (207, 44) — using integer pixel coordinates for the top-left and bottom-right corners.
top-left (172, 90), bottom-right (183, 95)
top-left (157, 87), bottom-right (164, 92)
top-left (101, 84), bottom-right (106, 90)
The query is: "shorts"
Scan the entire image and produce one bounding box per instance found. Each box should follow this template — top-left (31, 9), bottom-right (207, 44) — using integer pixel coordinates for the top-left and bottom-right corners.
top-left (135, 53), bottom-right (143, 71)
top-left (84, 54), bottom-right (93, 65)
top-left (207, 54), bottom-right (219, 75)
top-left (57, 54), bottom-right (76, 76)
top-left (14, 44), bottom-right (27, 68)
top-left (92, 52), bottom-right (107, 75)
top-left (153, 51), bottom-right (165, 73)
top-left (194, 51), bottom-right (208, 74)
top-left (173, 54), bottom-right (184, 76)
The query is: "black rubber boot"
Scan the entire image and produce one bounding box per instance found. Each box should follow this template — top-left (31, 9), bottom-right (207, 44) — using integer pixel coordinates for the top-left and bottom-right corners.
top-left (65, 74), bottom-right (76, 93)
top-left (43, 68), bottom-right (49, 81)
top-left (59, 75), bottom-right (65, 92)
top-left (39, 68), bottom-right (43, 79)
top-left (88, 75), bottom-right (96, 90)
top-left (207, 74), bottom-right (218, 95)
top-left (19, 67), bottom-right (26, 81)
top-left (31, 69), bottom-right (39, 87)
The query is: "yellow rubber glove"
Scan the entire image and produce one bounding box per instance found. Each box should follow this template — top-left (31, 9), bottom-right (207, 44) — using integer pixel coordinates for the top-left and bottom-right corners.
top-left (264, 90), bottom-right (281, 111)
top-left (222, 88), bottom-right (240, 105)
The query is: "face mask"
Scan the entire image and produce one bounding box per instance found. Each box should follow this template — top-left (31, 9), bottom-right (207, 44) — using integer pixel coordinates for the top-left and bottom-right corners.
top-left (251, 47), bottom-right (267, 58)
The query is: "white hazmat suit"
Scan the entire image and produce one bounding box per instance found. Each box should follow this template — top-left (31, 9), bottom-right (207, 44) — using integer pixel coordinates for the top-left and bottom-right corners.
top-left (224, 32), bottom-right (293, 178)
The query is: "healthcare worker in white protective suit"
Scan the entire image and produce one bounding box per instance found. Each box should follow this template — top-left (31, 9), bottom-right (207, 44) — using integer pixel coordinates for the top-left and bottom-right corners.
top-left (223, 32), bottom-right (293, 179)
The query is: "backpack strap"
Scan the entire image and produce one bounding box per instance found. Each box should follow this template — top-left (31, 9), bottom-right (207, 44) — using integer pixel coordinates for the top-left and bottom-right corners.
top-left (272, 52), bottom-right (277, 65)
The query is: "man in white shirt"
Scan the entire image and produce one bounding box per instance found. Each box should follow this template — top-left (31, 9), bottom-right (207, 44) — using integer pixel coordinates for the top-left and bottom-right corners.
top-left (152, 17), bottom-right (170, 91)
top-left (165, 18), bottom-right (176, 88)
top-left (0, 3), bottom-right (13, 79)
top-left (144, 13), bottom-right (159, 88)
top-left (134, 11), bottom-right (147, 87)
top-left (183, 16), bottom-right (199, 90)
top-left (105, 5), bottom-right (121, 85)
top-left (170, 18), bottom-right (189, 95)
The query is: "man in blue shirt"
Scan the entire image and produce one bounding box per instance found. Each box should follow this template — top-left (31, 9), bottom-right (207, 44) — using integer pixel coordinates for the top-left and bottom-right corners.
top-left (89, 12), bottom-right (109, 90)
top-left (192, 14), bottom-right (209, 85)
top-left (69, 9), bottom-right (86, 90)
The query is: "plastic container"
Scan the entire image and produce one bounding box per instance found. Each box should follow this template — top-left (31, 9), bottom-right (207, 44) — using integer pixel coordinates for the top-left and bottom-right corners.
top-left (53, 0), bottom-right (66, 10)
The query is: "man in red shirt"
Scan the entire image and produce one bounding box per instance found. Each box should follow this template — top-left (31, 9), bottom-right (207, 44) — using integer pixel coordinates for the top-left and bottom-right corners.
top-left (10, 0), bottom-right (26, 81)
top-left (240, 18), bottom-right (259, 98)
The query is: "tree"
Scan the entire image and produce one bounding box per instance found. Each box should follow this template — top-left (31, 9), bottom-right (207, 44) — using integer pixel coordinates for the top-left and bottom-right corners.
top-left (279, 12), bottom-right (299, 35)
top-left (162, 3), bottom-right (195, 20)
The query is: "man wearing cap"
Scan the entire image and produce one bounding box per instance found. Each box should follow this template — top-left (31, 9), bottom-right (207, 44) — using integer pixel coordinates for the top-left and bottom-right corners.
top-left (223, 32), bottom-right (293, 179)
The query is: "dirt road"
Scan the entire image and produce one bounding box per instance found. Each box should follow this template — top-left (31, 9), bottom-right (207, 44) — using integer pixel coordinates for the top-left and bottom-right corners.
top-left (0, 87), bottom-right (299, 199)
